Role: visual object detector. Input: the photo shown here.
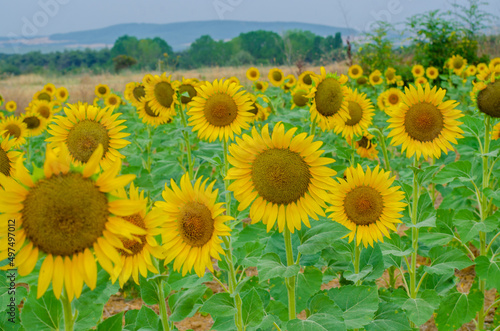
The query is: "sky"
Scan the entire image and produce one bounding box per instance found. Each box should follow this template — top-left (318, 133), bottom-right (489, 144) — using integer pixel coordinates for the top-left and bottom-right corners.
top-left (2, 0), bottom-right (500, 38)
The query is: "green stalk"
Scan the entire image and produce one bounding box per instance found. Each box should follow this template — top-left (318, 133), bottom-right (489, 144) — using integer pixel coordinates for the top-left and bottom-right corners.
top-left (179, 105), bottom-right (194, 179)
top-left (26, 135), bottom-right (31, 170)
top-left (222, 140), bottom-right (243, 331)
top-left (354, 242), bottom-right (361, 286)
top-left (409, 157), bottom-right (420, 300)
top-left (61, 290), bottom-right (75, 331)
top-left (145, 125), bottom-right (153, 173)
top-left (283, 227), bottom-right (297, 320)
top-left (309, 119), bottom-right (317, 136)
top-left (375, 128), bottom-right (391, 172)
top-left (157, 279), bottom-right (171, 331)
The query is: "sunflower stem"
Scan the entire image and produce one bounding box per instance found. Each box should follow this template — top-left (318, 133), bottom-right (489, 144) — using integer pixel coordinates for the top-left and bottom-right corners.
top-left (283, 226), bottom-right (297, 320)
top-left (61, 289), bottom-right (75, 331)
top-left (353, 242), bottom-right (361, 286)
top-left (145, 125), bottom-right (153, 173)
top-left (157, 278), bottom-right (171, 331)
top-left (179, 104), bottom-right (194, 179)
top-left (409, 157), bottom-right (420, 300)
top-left (350, 136), bottom-right (356, 167)
top-left (26, 135), bottom-right (32, 170)
top-left (375, 128), bottom-right (391, 173)
top-left (309, 119), bottom-right (316, 136)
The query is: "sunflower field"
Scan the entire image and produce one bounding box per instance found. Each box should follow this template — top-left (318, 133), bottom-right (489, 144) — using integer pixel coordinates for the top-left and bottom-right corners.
top-left (1, 57), bottom-right (500, 331)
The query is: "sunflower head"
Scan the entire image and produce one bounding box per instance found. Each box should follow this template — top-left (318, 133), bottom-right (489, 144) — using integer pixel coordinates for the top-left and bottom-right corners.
top-left (0, 135), bottom-right (21, 177)
top-left (21, 111), bottom-right (48, 137)
top-left (5, 101), bottom-right (17, 112)
top-left (415, 77), bottom-right (428, 85)
top-left (333, 88), bottom-right (374, 139)
top-left (348, 65), bottom-right (363, 79)
top-left (356, 76), bottom-right (368, 85)
top-left (34, 90), bottom-right (52, 102)
top-left (466, 65), bottom-right (477, 77)
top-left (137, 100), bottom-right (173, 127)
top-left (369, 70), bottom-right (383, 85)
top-left (0, 116), bottom-right (27, 148)
top-left (448, 55), bottom-right (467, 73)
top-left (43, 83), bottom-right (56, 96)
top-left (385, 67), bottom-right (397, 84)
top-left (253, 81), bottom-right (269, 93)
top-left (178, 78), bottom-right (199, 105)
top-left (29, 99), bottom-right (55, 120)
top-left (475, 80), bottom-right (500, 118)
top-left (56, 87), bottom-right (69, 102)
top-left (105, 94), bottom-right (121, 108)
top-left (426, 67), bottom-right (439, 80)
top-left (411, 65), bottom-right (425, 78)
top-left (284, 74), bottom-right (297, 88)
top-left (268, 68), bottom-right (285, 86)
top-left (246, 67), bottom-right (260, 81)
top-left (327, 164), bottom-right (406, 247)
top-left (124, 82), bottom-right (146, 108)
top-left (291, 87), bottom-right (310, 109)
top-left (95, 84), bottom-right (111, 98)
top-left (298, 71), bottom-right (315, 86)
top-left (143, 73), bottom-right (179, 116)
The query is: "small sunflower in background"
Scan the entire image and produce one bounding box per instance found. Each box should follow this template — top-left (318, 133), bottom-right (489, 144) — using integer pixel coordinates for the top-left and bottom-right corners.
top-left (43, 83), bottom-right (56, 96)
top-left (0, 116), bottom-right (27, 148)
top-left (291, 86), bottom-right (310, 109)
top-left (477, 63), bottom-right (488, 74)
top-left (268, 68), bottom-right (285, 86)
top-left (56, 87), bottom-right (69, 102)
top-left (226, 123), bottom-right (337, 233)
top-left (333, 88), bottom-right (374, 139)
top-left (411, 65), bottom-right (425, 78)
top-left (284, 74), bottom-right (297, 88)
top-left (385, 67), bottom-right (397, 84)
top-left (21, 111), bottom-right (48, 137)
top-left (47, 103), bottom-right (131, 169)
top-left (466, 65), bottom-right (477, 77)
top-left (227, 76), bottom-right (240, 87)
top-left (426, 67), bottom-right (439, 80)
top-left (124, 82), bottom-right (146, 108)
top-left (348, 65), bottom-right (363, 80)
top-left (187, 79), bottom-right (254, 142)
top-left (369, 70), bottom-right (383, 85)
top-left (327, 164), bottom-right (406, 248)
top-left (387, 83), bottom-right (464, 159)
top-left (298, 70), bottom-right (315, 87)
top-left (253, 81), bottom-right (269, 93)
top-left (383, 88), bottom-right (404, 114)
top-left (5, 101), bottom-right (17, 112)
top-left (448, 55), bottom-right (467, 75)
top-left (247, 94), bottom-right (271, 122)
top-left (33, 90), bottom-right (53, 102)
top-left (155, 174), bottom-right (232, 277)
top-left (347, 133), bottom-right (379, 160)
top-left (29, 99), bottom-right (55, 120)
top-left (0, 135), bottom-right (22, 177)
top-left (104, 93), bottom-right (122, 108)
top-left (143, 73), bottom-right (178, 116)
top-left (415, 76), bottom-right (428, 85)
top-left (0, 144), bottom-right (146, 300)
top-left (246, 67), bottom-right (260, 81)
top-left (356, 76), bottom-right (368, 85)
top-left (306, 67), bottom-right (350, 131)
top-left (491, 57), bottom-right (500, 68)
top-left (377, 90), bottom-right (389, 112)
top-left (137, 100), bottom-right (172, 127)
top-left (178, 78), bottom-right (199, 107)
top-left (114, 183), bottom-right (166, 287)
top-left (95, 84), bottom-right (111, 98)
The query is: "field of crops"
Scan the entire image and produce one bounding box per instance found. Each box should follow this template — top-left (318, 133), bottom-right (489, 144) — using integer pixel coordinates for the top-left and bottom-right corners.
top-left (1, 56), bottom-right (500, 331)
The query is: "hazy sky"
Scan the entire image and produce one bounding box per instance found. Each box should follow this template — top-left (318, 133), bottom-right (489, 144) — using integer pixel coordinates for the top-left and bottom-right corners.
top-left (2, 0), bottom-right (499, 38)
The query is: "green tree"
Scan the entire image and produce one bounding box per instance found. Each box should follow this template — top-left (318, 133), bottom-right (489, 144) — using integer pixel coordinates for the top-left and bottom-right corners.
top-left (239, 30), bottom-right (285, 64)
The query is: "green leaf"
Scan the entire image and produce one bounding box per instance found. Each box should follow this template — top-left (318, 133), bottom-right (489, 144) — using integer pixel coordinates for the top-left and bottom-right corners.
top-left (234, 241), bottom-right (264, 267)
top-left (365, 302), bottom-right (411, 331)
top-left (424, 247), bottom-right (473, 275)
top-left (359, 244), bottom-right (385, 281)
top-left (328, 285), bottom-right (379, 329)
top-left (461, 115), bottom-right (483, 138)
top-left (418, 165), bottom-right (440, 186)
top-left (475, 255), bottom-right (500, 291)
top-left (124, 309), bottom-right (139, 331)
top-left (140, 276), bottom-right (171, 306)
top-left (97, 312), bottom-right (123, 331)
top-left (266, 300), bottom-right (288, 322)
top-left (241, 288), bottom-right (265, 328)
top-left (296, 267), bottom-right (323, 312)
top-left (20, 286), bottom-right (62, 331)
top-left (402, 290), bottom-right (440, 326)
top-left (257, 253), bottom-right (300, 280)
top-left (135, 305), bottom-right (161, 331)
top-left (433, 161), bottom-right (473, 185)
top-left (286, 313), bottom-right (346, 331)
top-left (309, 292), bottom-right (344, 316)
top-left (435, 289), bottom-right (483, 331)
top-left (380, 234), bottom-right (412, 268)
top-left (454, 210), bottom-right (497, 243)
top-left (0, 272), bottom-right (27, 331)
top-left (167, 270), bottom-right (212, 290)
top-left (168, 284), bottom-right (207, 321)
top-left (210, 316), bottom-right (235, 331)
top-left (298, 222), bottom-right (349, 255)
top-left (405, 194), bottom-right (436, 229)
top-left (200, 293), bottom-right (236, 318)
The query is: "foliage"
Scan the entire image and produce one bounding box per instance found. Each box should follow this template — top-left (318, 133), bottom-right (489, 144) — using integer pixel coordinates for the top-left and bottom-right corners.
top-left (356, 22), bottom-right (399, 72)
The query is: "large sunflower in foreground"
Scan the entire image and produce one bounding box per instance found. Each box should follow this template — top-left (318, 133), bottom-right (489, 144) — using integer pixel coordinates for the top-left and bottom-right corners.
top-left (333, 88), bottom-right (374, 139)
top-left (0, 144), bottom-right (146, 300)
top-left (0, 116), bottom-right (27, 148)
top-left (155, 174), bottom-right (232, 277)
top-left (115, 183), bottom-right (166, 287)
top-left (327, 164), bottom-right (406, 248)
top-left (306, 67), bottom-right (350, 131)
top-left (387, 83), bottom-right (464, 159)
top-left (226, 123), bottom-right (337, 233)
top-left (143, 73), bottom-right (179, 116)
top-left (187, 79), bottom-right (254, 142)
top-left (47, 103), bottom-right (131, 169)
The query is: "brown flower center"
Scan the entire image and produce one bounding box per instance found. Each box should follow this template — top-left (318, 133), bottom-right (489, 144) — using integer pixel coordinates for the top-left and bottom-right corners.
top-left (203, 93), bottom-right (238, 126)
top-left (477, 81), bottom-right (500, 118)
top-left (344, 186), bottom-right (383, 225)
top-left (67, 119), bottom-right (110, 163)
top-left (345, 101), bottom-right (363, 126)
top-left (4, 124), bottom-right (22, 139)
top-left (133, 85), bottom-right (146, 102)
top-left (23, 116), bottom-right (41, 130)
top-left (0, 148), bottom-right (11, 176)
top-left (315, 77), bottom-right (344, 117)
top-left (179, 84), bottom-right (197, 104)
top-left (178, 201), bottom-right (214, 247)
top-left (119, 213), bottom-right (147, 256)
top-left (154, 82), bottom-right (175, 108)
top-left (293, 90), bottom-right (309, 107)
top-left (272, 71), bottom-right (283, 82)
top-left (404, 102), bottom-right (444, 142)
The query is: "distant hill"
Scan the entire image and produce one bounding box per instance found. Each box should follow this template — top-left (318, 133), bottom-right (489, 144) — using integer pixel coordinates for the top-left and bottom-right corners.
top-left (0, 20), bottom-right (358, 54)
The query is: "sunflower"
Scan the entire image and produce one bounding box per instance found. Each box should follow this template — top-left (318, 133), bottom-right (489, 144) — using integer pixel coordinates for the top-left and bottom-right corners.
top-left (0, 135), bottom-right (21, 177)
top-left (246, 67), bottom-right (260, 81)
top-left (347, 133), bottom-right (379, 160)
top-left (396, 77), bottom-right (404, 87)
top-left (333, 88), bottom-right (374, 139)
top-left (33, 90), bottom-right (52, 102)
top-left (415, 76), bottom-right (428, 85)
top-left (491, 57), bottom-right (500, 68)
top-left (21, 111), bottom-right (48, 137)
top-left (385, 67), bottom-right (397, 84)
top-left (43, 83), bottom-right (56, 96)
top-left (0, 144), bottom-right (147, 300)
top-left (466, 65), bottom-right (477, 77)
top-left (387, 83), bottom-right (464, 159)
top-left (268, 68), bottom-right (285, 86)
top-left (178, 78), bottom-right (199, 107)
top-left (227, 76), bottom-right (240, 87)
top-left (56, 87), bottom-right (69, 102)
top-left (29, 100), bottom-right (55, 120)
top-left (95, 84), bottom-right (111, 98)
top-left (472, 72), bottom-right (500, 118)
top-left (477, 63), bottom-right (488, 74)
top-left (187, 79), bottom-right (254, 142)
top-left (124, 82), bottom-right (146, 108)
top-left (448, 55), bottom-right (467, 75)
top-left (226, 123), bottom-right (337, 233)
top-left (0, 116), bottom-right (27, 148)
top-left (348, 65), bottom-right (363, 80)
top-left (114, 183), bottom-right (166, 287)
top-left (291, 87), bottom-right (310, 109)
top-left (383, 88), bottom-right (404, 113)
top-left (357, 76), bottom-right (368, 85)
top-left (143, 73), bottom-right (178, 116)
top-left (105, 94), bottom-right (122, 108)
top-left (5, 101), bottom-right (17, 112)
top-left (377, 91), bottom-right (389, 112)
top-left (426, 67), bottom-right (439, 80)
top-left (137, 100), bottom-right (173, 127)
top-left (298, 71), bottom-right (315, 87)
top-left (47, 103), bottom-right (131, 169)
top-left (248, 94), bottom-right (272, 122)
top-left (306, 67), bottom-right (350, 131)
top-left (369, 70), bottom-right (383, 85)
top-left (284, 74), bottom-right (297, 88)
top-left (253, 81), bottom-right (269, 93)
top-left (411, 65), bottom-right (425, 78)
top-left (327, 164), bottom-right (406, 247)
top-left (155, 174), bottom-right (232, 277)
